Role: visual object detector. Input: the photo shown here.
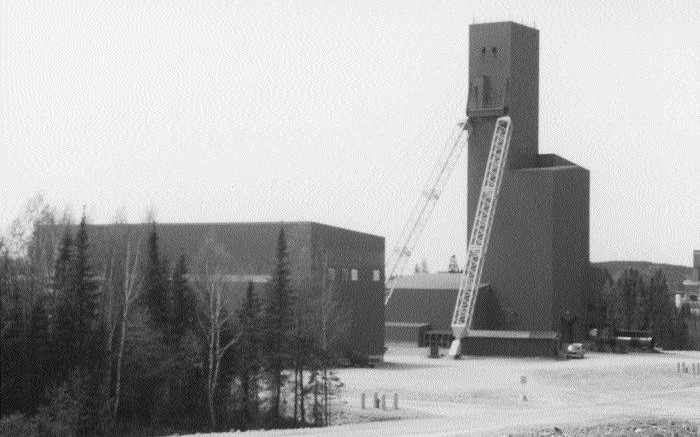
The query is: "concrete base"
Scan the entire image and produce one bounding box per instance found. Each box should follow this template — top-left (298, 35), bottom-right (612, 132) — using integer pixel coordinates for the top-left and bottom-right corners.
top-left (448, 339), bottom-right (462, 358)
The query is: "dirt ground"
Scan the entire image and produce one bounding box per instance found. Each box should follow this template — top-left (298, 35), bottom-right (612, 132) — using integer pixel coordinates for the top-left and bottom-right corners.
top-left (510, 419), bottom-right (698, 436)
top-left (182, 346), bottom-right (700, 436)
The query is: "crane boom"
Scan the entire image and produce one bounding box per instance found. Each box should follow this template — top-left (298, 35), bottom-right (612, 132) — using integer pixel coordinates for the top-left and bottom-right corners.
top-left (449, 116), bottom-right (513, 356)
top-left (385, 120), bottom-right (469, 304)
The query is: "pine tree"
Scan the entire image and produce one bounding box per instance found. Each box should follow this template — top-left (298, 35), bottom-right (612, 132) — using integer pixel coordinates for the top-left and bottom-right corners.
top-left (72, 215), bottom-right (107, 436)
top-left (1, 255), bottom-right (26, 414)
top-left (50, 215), bottom-right (106, 435)
top-left (420, 258), bottom-right (429, 274)
top-left (51, 228), bottom-right (76, 380)
top-left (238, 281), bottom-right (262, 427)
top-left (263, 227), bottom-right (294, 425)
top-left (71, 214), bottom-right (101, 359)
top-left (448, 255), bottom-right (459, 273)
top-left (144, 223), bottom-right (169, 333)
top-left (169, 254), bottom-right (196, 342)
top-left (25, 293), bottom-right (52, 412)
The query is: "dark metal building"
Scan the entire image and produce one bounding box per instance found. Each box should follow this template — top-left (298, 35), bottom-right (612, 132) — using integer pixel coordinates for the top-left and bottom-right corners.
top-left (386, 22), bottom-right (590, 356)
top-left (465, 22), bottom-right (590, 346)
top-left (87, 221), bottom-right (385, 361)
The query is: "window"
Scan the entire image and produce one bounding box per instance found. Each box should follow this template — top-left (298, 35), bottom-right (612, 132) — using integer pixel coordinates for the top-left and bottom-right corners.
top-left (372, 269), bottom-right (381, 282)
top-left (342, 269), bottom-right (349, 281)
top-left (328, 268), bottom-right (336, 281)
top-left (351, 269), bottom-right (358, 281)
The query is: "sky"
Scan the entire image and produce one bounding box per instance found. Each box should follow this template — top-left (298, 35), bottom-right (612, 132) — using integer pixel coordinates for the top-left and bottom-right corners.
top-left (1, 0), bottom-right (698, 269)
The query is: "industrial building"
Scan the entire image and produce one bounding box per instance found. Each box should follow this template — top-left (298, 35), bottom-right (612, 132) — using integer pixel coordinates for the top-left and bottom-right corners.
top-left (676, 250), bottom-right (700, 314)
top-left (87, 222), bottom-right (385, 361)
top-left (386, 22), bottom-right (590, 356)
top-left (675, 250), bottom-right (700, 350)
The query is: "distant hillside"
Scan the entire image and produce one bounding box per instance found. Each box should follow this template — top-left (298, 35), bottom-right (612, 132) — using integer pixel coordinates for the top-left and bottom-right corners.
top-left (592, 261), bottom-right (693, 292)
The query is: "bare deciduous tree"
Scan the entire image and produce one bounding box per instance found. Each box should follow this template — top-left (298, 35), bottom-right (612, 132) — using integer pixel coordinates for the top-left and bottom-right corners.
top-left (194, 235), bottom-right (239, 430)
top-left (111, 236), bottom-right (142, 421)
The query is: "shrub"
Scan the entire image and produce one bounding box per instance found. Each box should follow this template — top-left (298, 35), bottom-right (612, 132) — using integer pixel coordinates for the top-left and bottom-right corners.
top-left (0, 411), bottom-right (74, 437)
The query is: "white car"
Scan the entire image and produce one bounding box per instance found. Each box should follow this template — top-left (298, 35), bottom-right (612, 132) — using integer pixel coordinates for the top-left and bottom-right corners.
top-left (564, 343), bottom-right (585, 359)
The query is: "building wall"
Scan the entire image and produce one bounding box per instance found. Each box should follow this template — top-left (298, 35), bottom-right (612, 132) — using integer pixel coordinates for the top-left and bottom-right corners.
top-left (484, 167), bottom-right (554, 332)
top-left (386, 288), bottom-right (459, 331)
top-left (385, 282), bottom-right (491, 333)
top-left (311, 223), bottom-right (385, 357)
top-left (85, 221), bottom-right (385, 358)
top-left (551, 166), bottom-right (591, 339)
top-left (462, 335), bottom-right (558, 357)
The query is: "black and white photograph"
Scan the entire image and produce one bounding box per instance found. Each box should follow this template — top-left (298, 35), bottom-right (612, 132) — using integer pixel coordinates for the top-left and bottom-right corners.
top-left (1, 1), bottom-right (699, 436)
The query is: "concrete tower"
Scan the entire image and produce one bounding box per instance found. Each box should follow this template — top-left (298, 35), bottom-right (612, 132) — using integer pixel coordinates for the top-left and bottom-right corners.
top-left (463, 22), bottom-right (590, 350)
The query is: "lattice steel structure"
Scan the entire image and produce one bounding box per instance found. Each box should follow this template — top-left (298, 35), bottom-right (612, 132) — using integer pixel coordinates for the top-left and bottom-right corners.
top-left (451, 116), bottom-right (513, 344)
top-left (384, 120), bottom-right (469, 304)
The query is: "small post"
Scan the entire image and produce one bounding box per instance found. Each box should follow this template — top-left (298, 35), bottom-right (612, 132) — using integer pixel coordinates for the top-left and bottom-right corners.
top-left (381, 394), bottom-right (386, 411)
top-left (393, 393), bottom-right (399, 410)
top-left (520, 375), bottom-right (528, 401)
top-left (374, 392), bottom-right (379, 409)
top-left (361, 392), bottom-right (366, 409)
top-left (683, 362), bottom-right (688, 373)
top-left (678, 362), bottom-right (681, 373)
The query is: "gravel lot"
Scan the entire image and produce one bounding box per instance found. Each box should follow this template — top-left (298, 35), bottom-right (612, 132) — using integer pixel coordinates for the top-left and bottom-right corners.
top-left (511, 419), bottom-right (698, 437)
top-left (179, 346), bottom-right (700, 436)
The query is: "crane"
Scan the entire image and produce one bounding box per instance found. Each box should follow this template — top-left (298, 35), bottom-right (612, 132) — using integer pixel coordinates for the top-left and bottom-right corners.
top-left (449, 115), bottom-right (513, 357)
top-left (384, 119), bottom-right (470, 304)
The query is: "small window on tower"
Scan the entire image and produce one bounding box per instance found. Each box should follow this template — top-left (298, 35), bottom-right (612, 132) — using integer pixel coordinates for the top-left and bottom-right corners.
top-left (351, 269), bottom-right (358, 281)
top-left (372, 269), bottom-right (381, 282)
top-left (328, 268), bottom-right (336, 281)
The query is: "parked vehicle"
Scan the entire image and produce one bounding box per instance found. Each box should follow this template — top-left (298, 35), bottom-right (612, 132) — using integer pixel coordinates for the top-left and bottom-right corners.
top-left (563, 342), bottom-right (585, 359)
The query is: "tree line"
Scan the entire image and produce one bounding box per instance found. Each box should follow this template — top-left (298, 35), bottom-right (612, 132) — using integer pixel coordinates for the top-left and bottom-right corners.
top-left (1, 197), bottom-right (345, 437)
top-left (586, 266), bottom-right (690, 349)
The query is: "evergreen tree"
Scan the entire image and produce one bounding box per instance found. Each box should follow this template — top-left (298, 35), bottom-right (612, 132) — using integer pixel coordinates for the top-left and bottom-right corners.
top-left (0, 256), bottom-right (26, 414)
top-left (169, 254), bottom-right (196, 343)
top-left (448, 255), bottom-right (459, 273)
top-left (53, 229), bottom-right (74, 298)
top-left (71, 214), bottom-right (101, 358)
top-left (72, 215), bottom-right (107, 436)
top-left (616, 269), bottom-right (645, 330)
top-left (49, 215), bottom-right (107, 435)
top-left (51, 228), bottom-right (76, 379)
top-left (420, 258), bottom-right (429, 274)
top-left (263, 227), bottom-right (295, 425)
top-left (238, 281), bottom-right (263, 427)
top-left (647, 269), bottom-right (687, 349)
top-left (144, 223), bottom-right (170, 333)
top-left (25, 293), bottom-right (52, 412)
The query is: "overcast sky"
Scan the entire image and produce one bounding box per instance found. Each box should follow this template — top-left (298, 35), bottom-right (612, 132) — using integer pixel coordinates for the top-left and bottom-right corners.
top-left (1, 0), bottom-right (698, 269)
